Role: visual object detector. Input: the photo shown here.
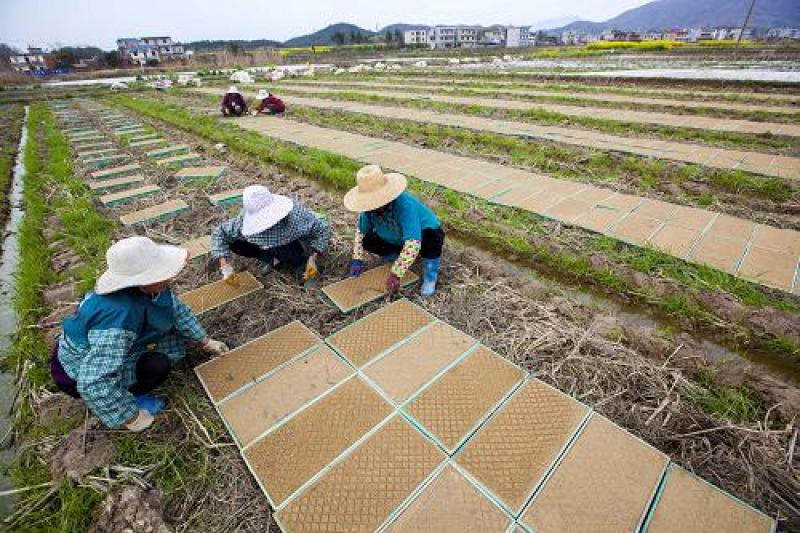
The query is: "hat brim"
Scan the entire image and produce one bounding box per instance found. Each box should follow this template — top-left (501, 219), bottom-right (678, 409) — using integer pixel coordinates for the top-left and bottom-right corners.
top-left (95, 245), bottom-right (188, 295)
top-left (241, 195), bottom-right (294, 236)
top-left (343, 173), bottom-right (407, 212)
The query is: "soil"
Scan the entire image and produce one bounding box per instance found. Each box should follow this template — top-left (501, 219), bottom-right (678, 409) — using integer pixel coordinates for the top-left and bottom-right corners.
top-left (36, 393), bottom-right (84, 426)
top-left (31, 98), bottom-right (797, 530)
top-left (90, 486), bottom-right (172, 533)
top-left (49, 426), bottom-right (115, 482)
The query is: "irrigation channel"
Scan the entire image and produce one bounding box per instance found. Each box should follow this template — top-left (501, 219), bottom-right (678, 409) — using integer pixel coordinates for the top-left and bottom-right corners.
top-left (0, 107), bottom-right (28, 515)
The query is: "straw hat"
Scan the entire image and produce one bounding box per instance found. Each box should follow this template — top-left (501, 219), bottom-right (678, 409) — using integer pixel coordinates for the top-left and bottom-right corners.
top-left (241, 185), bottom-right (294, 236)
top-left (343, 165), bottom-right (407, 212)
top-left (226, 86), bottom-right (240, 94)
top-left (96, 236), bottom-right (188, 295)
top-left (256, 89), bottom-right (269, 100)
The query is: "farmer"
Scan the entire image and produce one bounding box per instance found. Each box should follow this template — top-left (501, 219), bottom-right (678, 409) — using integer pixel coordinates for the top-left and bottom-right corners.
top-left (212, 185), bottom-right (330, 287)
top-left (345, 165), bottom-right (444, 297)
top-left (253, 89), bottom-right (286, 115)
top-left (51, 237), bottom-right (229, 432)
top-left (221, 86), bottom-right (247, 116)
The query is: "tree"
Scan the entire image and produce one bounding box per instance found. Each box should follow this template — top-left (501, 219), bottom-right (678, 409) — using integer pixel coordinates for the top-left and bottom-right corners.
top-left (394, 30), bottom-right (403, 44)
top-left (385, 31), bottom-right (393, 43)
top-left (227, 43), bottom-right (243, 56)
top-left (104, 50), bottom-right (122, 68)
top-left (332, 32), bottom-right (346, 46)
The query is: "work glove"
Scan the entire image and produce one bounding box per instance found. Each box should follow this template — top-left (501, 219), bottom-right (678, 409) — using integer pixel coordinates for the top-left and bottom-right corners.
top-left (220, 264), bottom-right (234, 280)
top-left (348, 259), bottom-right (364, 278)
top-left (202, 338), bottom-right (230, 356)
top-left (303, 254), bottom-right (320, 282)
top-left (385, 272), bottom-right (401, 294)
top-left (125, 409), bottom-right (154, 432)
top-left (135, 394), bottom-right (166, 416)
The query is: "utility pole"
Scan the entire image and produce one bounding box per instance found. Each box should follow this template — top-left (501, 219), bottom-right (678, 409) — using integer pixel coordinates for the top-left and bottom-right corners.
top-left (737, 0), bottom-right (756, 45)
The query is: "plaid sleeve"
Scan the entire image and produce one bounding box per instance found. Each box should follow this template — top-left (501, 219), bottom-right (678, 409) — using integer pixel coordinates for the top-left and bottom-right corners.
top-left (173, 295), bottom-right (206, 342)
top-left (77, 329), bottom-right (138, 428)
top-left (211, 217), bottom-right (242, 259)
top-left (307, 213), bottom-right (331, 253)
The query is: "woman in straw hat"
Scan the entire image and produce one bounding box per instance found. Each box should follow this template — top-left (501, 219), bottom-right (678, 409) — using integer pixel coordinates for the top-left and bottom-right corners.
top-left (221, 86), bottom-right (247, 116)
top-left (212, 185), bottom-right (330, 287)
top-left (51, 237), bottom-right (229, 432)
top-left (345, 165), bottom-right (444, 297)
top-left (252, 89), bottom-right (286, 115)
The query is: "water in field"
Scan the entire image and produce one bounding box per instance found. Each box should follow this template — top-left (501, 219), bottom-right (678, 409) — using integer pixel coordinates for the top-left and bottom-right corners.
top-left (0, 106), bottom-right (29, 515)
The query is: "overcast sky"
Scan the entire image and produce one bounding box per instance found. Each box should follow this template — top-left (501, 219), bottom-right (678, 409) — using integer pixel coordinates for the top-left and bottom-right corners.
top-left (0, 0), bottom-right (653, 50)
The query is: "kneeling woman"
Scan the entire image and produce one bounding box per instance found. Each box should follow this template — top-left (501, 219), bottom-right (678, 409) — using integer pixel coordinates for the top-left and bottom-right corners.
top-left (212, 185), bottom-right (331, 287)
top-left (345, 165), bottom-right (444, 296)
top-left (51, 237), bottom-right (229, 432)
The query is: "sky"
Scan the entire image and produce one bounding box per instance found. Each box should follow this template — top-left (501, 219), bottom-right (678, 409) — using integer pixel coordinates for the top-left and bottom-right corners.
top-left (0, 0), bottom-right (653, 50)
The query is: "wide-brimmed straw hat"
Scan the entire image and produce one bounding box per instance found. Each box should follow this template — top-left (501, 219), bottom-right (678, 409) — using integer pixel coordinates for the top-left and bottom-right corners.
top-left (96, 236), bottom-right (188, 295)
top-left (343, 165), bottom-right (407, 212)
top-left (241, 185), bottom-right (294, 236)
top-left (256, 89), bottom-right (269, 100)
top-left (226, 85), bottom-right (240, 94)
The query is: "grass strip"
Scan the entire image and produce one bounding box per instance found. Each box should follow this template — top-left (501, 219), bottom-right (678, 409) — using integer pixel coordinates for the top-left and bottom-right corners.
top-left (113, 95), bottom-right (800, 361)
top-left (277, 87), bottom-right (795, 154)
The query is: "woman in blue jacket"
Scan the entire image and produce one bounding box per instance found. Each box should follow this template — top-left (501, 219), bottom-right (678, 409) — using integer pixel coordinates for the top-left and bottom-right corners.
top-left (344, 165), bottom-right (444, 297)
top-left (51, 237), bottom-right (229, 432)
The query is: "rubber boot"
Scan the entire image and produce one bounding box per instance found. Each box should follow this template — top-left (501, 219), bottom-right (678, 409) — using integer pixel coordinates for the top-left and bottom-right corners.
top-left (135, 394), bottom-right (165, 416)
top-left (421, 258), bottom-right (440, 297)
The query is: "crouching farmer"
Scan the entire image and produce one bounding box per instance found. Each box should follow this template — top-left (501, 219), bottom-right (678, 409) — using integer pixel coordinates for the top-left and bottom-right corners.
top-left (212, 185), bottom-right (330, 287)
top-left (345, 165), bottom-right (444, 297)
top-left (221, 86), bottom-right (247, 116)
top-left (253, 89), bottom-right (286, 115)
top-left (51, 237), bottom-right (229, 432)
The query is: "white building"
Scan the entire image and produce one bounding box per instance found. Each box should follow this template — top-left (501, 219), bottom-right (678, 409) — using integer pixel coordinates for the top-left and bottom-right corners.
top-left (117, 36), bottom-right (186, 65)
top-left (429, 26), bottom-right (458, 48)
top-left (456, 27), bottom-right (478, 48)
top-left (403, 29), bottom-right (429, 46)
top-left (8, 47), bottom-right (53, 73)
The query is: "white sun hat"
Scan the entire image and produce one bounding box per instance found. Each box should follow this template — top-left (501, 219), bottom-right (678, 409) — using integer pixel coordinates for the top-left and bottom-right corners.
top-left (95, 236), bottom-right (188, 295)
top-left (256, 89), bottom-right (269, 100)
top-left (241, 185), bottom-right (294, 236)
top-left (226, 85), bottom-right (240, 94)
top-left (343, 165), bottom-right (407, 212)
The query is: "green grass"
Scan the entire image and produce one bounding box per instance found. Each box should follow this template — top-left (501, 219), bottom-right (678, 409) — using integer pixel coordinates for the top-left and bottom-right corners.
top-left (690, 369), bottom-right (763, 423)
top-left (277, 87), bottom-right (797, 154)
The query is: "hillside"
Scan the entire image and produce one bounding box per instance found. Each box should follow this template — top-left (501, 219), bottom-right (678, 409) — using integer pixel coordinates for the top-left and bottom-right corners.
top-left (283, 23), bottom-right (375, 47)
top-left (552, 0), bottom-right (800, 33)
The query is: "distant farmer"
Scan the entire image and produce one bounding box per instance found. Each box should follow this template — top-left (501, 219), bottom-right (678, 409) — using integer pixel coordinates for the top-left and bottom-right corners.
top-left (221, 86), bottom-right (247, 116)
top-left (253, 89), bottom-right (286, 115)
top-left (212, 185), bottom-right (330, 287)
top-left (51, 237), bottom-right (229, 432)
top-left (345, 165), bottom-right (444, 297)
